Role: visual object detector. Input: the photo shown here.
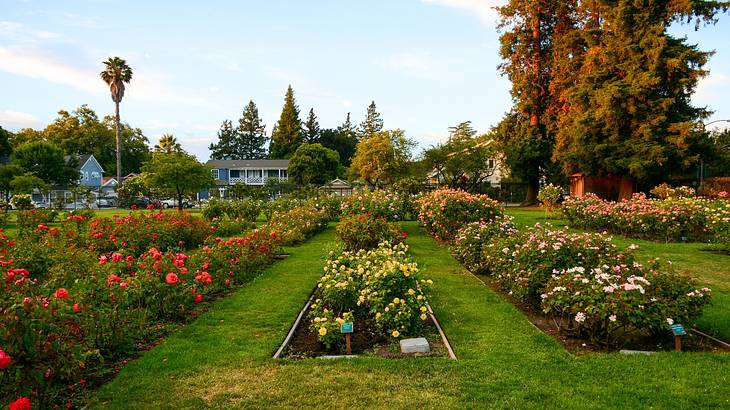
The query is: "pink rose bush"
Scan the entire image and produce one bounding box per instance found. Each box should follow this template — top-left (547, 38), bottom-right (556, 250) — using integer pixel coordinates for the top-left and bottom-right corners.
top-left (341, 189), bottom-right (411, 222)
top-left (562, 193), bottom-right (730, 247)
top-left (417, 188), bottom-right (502, 241)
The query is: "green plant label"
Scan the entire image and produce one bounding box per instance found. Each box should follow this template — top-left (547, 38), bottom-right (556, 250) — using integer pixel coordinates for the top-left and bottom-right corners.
top-left (671, 324), bottom-right (686, 336)
top-left (340, 322), bottom-right (353, 334)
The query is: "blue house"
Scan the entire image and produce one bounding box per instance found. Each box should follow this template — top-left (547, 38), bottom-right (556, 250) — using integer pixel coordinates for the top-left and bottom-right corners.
top-left (200, 159), bottom-right (289, 199)
top-left (76, 154), bottom-right (105, 189)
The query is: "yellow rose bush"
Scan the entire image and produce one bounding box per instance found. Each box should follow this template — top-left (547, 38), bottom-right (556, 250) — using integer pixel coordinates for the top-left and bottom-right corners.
top-left (308, 242), bottom-right (431, 351)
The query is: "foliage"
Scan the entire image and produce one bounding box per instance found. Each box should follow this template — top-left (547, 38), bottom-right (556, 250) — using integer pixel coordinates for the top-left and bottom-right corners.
top-left (10, 174), bottom-right (48, 195)
top-left (209, 120), bottom-right (239, 160)
top-left (537, 183), bottom-right (562, 217)
top-left (423, 121), bottom-right (499, 192)
top-left (210, 101), bottom-right (268, 160)
top-left (11, 141), bottom-right (78, 186)
top-left (349, 129), bottom-right (415, 187)
top-left (153, 133), bottom-right (183, 153)
top-left (265, 204), bottom-right (329, 245)
top-left (201, 198), bottom-right (262, 222)
top-left (562, 193), bottom-right (729, 243)
top-left (303, 108), bottom-right (320, 143)
top-left (416, 188), bottom-right (503, 241)
top-left (142, 152), bottom-right (214, 209)
top-left (341, 189), bottom-right (408, 221)
top-left (358, 101), bottom-right (384, 139)
top-left (649, 183), bottom-right (696, 199)
top-left (308, 242), bottom-right (431, 350)
top-left (336, 214), bottom-right (405, 251)
top-left (318, 113), bottom-right (358, 167)
top-left (0, 164), bottom-right (23, 201)
top-left (10, 194), bottom-right (33, 210)
top-left (451, 216), bottom-right (518, 274)
top-left (288, 143), bottom-right (340, 185)
top-left (15, 209), bottom-right (58, 234)
top-left (269, 85), bottom-right (302, 159)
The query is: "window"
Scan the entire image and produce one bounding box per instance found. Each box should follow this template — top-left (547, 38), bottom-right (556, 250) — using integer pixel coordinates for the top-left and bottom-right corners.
top-left (488, 159), bottom-right (495, 169)
top-left (91, 172), bottom-right (100, 178)
top-left (229, 169), bottom-right (240, 178)
top-left (79, 171), bottom-right (84, 180)
top-left (84, 172), bottom-right (89, 181)
top-left (211, 169), bottom-right (220, 179)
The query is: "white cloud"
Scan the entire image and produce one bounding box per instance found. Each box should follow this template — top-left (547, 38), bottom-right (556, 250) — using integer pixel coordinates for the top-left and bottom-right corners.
top-left (695, 72), bottom-right (729, 103)
top-left (376, 52), bottom-right (446, 80)
top-left (421, 0), bottom-right (504, 25)
top-left (0, 47), bottom-right (210, 106)
top-left (0, 109), bottom-right (44, 130)
top-left (0, 20), bottom-right (63, 42)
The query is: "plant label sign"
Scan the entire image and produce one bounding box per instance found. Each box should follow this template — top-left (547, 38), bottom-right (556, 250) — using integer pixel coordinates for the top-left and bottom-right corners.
top-left (340, 322), bottom-right (353, 334)
top-left (671, 324), bottom-right (686, 336)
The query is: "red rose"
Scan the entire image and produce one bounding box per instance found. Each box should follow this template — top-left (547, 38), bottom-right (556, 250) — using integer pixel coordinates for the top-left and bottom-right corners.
top-left (98, 255), bottom-right (108, 265)
top-left (54, 288), bottom-right (69, 300)
top-left (194, 294), bottom-right (203, 303)
top-left (107, 274), bottom-right (122, 285)
top-left (8, 396), bottom-right (30, 410)
top-left (73, 303), bottom-right (81, 312)
top-left (166, 273), bottom-right (179, 284)
top-left (111, 252), bottom-right (123, 263)
top-left (0, 350), bottom-right (11, 369)
top-left (120, 281), bottom-right (129, 288)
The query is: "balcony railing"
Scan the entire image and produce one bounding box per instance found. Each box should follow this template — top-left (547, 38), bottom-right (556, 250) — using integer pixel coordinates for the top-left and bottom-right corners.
top-left (228, 176), bottom-right (288, 185)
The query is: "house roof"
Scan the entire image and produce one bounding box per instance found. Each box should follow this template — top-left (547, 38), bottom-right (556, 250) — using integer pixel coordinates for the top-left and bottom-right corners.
top-left (101, 177), bottom-right (117, 187)
top-left (64, 154), bottom-right (104, 173)
top-left (206, 159), bottom-right (289, 169)
top-left (321, 178), bottom-right (351, 188)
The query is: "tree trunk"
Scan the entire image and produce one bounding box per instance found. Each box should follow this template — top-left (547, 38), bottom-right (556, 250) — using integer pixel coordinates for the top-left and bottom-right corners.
top-left (522, 179), bottom-right (539, 206)
top-left (115, 101), bottom-right (123, 186)
top-left (531, 10), bottom-right (541, 127)
top-left (177, 189), bottom-right (183, 211)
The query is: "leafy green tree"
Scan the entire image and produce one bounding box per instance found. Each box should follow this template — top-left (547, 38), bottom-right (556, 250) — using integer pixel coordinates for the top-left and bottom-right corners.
top-left (303, 108), bottom-right (320, 143)
top-left (142, 152), bottom-right (214, 210)
top-left (319, 128), bottom-right (357, 168)
top-left (0, 126), bottom-right (12, 159)
top-left (288, 143), bottom-right (341, 185)
top-left (359, 101), bottom-right (384, 139)
top-left (269, 85), bottom-right (303, 159)
top-left (12, 141), bottom-right (78, 186)
top-left (100, 56), bottom-right (133, 184)
top-left (707, 129), bottom-right (730, 177)
top-left (553, 1), bottom-right (723, 188)
top-left (237, 100), bottom-right (268, 159)
top-left (423, 121), bottom-right (499, 192)
top-left (10, 174), bottom-right (48, 195)
top-left (0, 164), bottom-right (23, 200)
top-left (154, 133), bottom-right (183, 153)
top-left (210, 120), bottom-right (238, 160)
top-left (9, 128), bottom-right (43, 148)
top-left (349, 129), bottom-right (415, 187)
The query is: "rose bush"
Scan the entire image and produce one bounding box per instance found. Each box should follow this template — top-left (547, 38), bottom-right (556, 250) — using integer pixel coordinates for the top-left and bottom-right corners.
top-left (341, 189), bottom-right (409, 222)
top-left (417, 188), bottom-right (502, 241)
top-left (335, 213), bottom-right (405, 251)
top-left (308, 242), bottom-right (432, 350)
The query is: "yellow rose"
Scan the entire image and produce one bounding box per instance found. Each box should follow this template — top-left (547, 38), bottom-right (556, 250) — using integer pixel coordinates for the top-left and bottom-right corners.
top-left (376, 312), bottom-right (381, 319)
top-left (319, 327), bottom-right (327, 336)
top-left (416, 295), bottom-right (423, 300)
top-left (384, 307), bottom-right (389, 312)
top-left (420, 306), bottom-right (428, 312)
top-left (420, 313), bottom-right (428, 320)
top-left (392, 330), bottom-right (400, 338)
top-left (427, 279), bottom-right (433, 285)
top-left (393, 298), bottom-right (400, 304)
top-left (408, 289), bottom-right (415, 295)
top-left (336, 318), bottom-right (344, 325)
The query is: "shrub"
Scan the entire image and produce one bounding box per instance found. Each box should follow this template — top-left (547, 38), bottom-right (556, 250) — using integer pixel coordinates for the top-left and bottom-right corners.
top-left (452, 215), bottom-right (517, 274)
top-left (308, 242), bottom-right (431, 350)
top-left (336, 214), bottom-right (404, 251)
top-left (542, 263), bottom-right (711, 345)
top-left (537, 183), bottom-right (562, 216)
top-left (341, 189), bottom-right (406, 222)
top-left (417, 188), bottom-right (502, 241)
top-left (15, 209), bottom-right (58, 235)
top-left (10, 194), bottom-right (33, 210)
top-left (266, 205), bottom-right (329, 245)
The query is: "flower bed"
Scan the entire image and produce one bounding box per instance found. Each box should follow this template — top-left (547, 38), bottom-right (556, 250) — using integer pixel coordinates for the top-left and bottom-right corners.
top-left (305, 242), bottom-right (432, 352)
top-left (265, 205), bottom-right (329, 246)
top-left (562, 193), bottom-right (730, 245)
top-left (417, 188), bottom-right (502, 241)
top-left (0, 204), bottom-right (327, 408)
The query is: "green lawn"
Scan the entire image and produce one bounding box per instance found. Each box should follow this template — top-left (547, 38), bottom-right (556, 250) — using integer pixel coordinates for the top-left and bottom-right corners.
top-left (90, 222), bottom-right (730, 409)
top-left (505, 207), bottom-right (730, 340)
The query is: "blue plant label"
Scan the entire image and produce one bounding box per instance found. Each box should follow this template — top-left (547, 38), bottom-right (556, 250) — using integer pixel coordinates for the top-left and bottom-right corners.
top-left (340, 322), bottom-right (354, 334)
top-left (671, 324), bottom-right (686, 336)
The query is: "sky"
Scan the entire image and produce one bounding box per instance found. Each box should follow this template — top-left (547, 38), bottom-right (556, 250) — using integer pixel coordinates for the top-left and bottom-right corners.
top-left (1, 0), bottom-right (729, 162)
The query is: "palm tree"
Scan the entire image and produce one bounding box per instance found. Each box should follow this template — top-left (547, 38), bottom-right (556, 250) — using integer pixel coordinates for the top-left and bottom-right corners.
top-left (100, 57), bottom-right (133, 185)
top-left (154, 133), bottom-right (183, 153)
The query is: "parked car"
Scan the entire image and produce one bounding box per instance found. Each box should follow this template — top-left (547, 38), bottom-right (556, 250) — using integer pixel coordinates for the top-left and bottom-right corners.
top-left (130, 197), bottom-right (161, 209)
top-left (159, 198), bottom-right (193, 209)
top-left (97, 198), bottom-right (116, 207)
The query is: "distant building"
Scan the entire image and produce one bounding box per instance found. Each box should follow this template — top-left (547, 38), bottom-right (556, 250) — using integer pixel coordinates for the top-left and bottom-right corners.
top-left (201, 159), bottom-right (289, 199)
top-left (320, 178), bottom-right (353, 196)
top-left (75, 154), bottom-right (105, 189)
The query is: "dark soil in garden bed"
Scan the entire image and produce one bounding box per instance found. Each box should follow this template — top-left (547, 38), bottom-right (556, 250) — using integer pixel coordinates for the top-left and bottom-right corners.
top-left (474, 274), bottom-right (730, 355)
top-left (281, 305), bottom-right (447, 359)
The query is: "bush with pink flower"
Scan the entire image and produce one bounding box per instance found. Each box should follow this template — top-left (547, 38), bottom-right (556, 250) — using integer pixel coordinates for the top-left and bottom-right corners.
top-left (417, 188), bottom-right (502, 241)
top-left (341, 189), bottom-right (410, 222)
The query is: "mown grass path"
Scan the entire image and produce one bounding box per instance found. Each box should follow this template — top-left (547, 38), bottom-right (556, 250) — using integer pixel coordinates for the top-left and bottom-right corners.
top-left (92, 223), bottom-right (730, 409)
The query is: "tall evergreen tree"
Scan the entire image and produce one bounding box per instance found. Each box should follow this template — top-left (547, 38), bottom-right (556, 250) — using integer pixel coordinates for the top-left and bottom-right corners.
top-left (269, 85), bottom-right (303, 159)
top-left (319, 112), bottom-right (359, 167)
top-left (303, 108), bottom-right (321, 143)
top-left (209, 120), bottom-right (238, 160)
top-left (495, 0), bottom-right (562, 204)
top-left (237, 100), bottom-right (268, 159)
top-left (553, 0), bottom-right (723, 189)
top-left (359, 101), bottom-right (384, 139)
